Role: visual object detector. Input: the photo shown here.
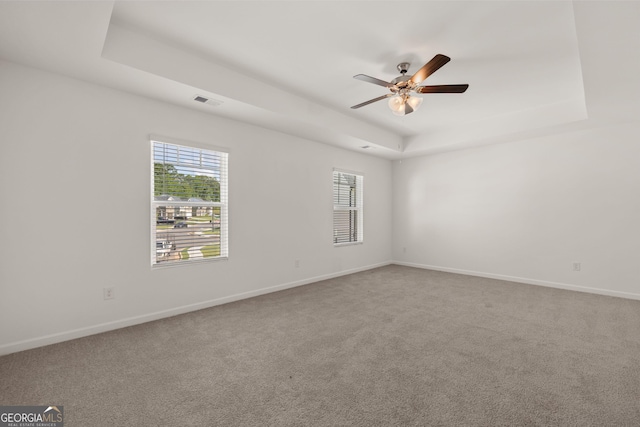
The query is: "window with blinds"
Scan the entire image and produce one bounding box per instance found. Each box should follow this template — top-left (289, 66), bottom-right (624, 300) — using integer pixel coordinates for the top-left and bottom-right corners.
top-left (333, 170), bottom-right (363, 245)
top-left (151, 139), bottom-right (228, 265)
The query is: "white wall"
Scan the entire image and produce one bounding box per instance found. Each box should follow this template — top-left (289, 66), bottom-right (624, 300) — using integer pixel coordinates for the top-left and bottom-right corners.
top-left (393, 123), bottom-right (640, 299)
top-left (0, 60), bottom-right (392, 354)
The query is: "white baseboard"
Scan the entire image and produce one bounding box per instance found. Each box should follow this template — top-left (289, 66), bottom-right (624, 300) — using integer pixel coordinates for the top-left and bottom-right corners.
top-left (392, 260), bottom-right (640, 301)
top-left (0, 261), bottom-right (391, 356)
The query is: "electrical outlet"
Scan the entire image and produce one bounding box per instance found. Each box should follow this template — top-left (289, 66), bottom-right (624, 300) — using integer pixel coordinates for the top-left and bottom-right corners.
top-left (403, 247), bottom-right (407, 254)
top-left (572, 262), bottom-right (581, 272)
top-left (103, 287), bottom-right (115, 300)
top-left (294, 260), bottom-right (300, 268)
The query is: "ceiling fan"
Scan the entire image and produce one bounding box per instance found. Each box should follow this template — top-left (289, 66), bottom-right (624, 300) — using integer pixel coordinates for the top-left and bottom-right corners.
top-left (351, 54), bottom-right (468, 116)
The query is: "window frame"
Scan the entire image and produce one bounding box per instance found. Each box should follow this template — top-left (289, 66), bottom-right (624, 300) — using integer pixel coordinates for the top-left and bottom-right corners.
top-left (332, 168), bottom-right (364, 246)
top-left (150, 135), bottom-right (229, 267)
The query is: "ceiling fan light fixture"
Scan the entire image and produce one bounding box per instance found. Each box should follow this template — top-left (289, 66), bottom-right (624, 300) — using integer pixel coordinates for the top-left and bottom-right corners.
top-left (388, 95), bottom-right (422, 116)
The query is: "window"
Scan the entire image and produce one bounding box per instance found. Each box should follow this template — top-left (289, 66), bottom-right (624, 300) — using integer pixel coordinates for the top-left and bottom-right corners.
top-left (151, 138), bottom-right (228, 265)
top-left (333, 169), bottom-right (363, 245)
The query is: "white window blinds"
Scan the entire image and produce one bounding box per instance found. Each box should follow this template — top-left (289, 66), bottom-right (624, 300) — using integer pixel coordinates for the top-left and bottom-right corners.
top-left (151, 139), bottom-right (228, 265)
top-left (333, 170), bottom-right (363, 245)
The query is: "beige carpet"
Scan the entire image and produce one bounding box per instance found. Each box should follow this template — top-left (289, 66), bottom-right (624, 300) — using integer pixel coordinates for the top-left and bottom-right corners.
top-left (2, 265), bottom-right (640, 426)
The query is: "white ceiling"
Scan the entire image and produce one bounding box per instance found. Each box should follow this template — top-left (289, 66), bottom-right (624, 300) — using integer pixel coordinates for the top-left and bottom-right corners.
top-left (0, 1), bottom-right (638, 159)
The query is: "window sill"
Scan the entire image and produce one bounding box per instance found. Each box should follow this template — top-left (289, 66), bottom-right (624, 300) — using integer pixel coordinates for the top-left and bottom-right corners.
top-left (333, 241), bottom-right (363, 248)
top-left (152, 256), bottom-right (229, 269)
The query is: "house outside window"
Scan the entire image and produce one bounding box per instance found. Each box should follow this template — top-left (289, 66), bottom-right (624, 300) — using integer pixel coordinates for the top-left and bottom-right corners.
top-left (333, 169), bottom-right (363, 245)
top-left (151, 138), bottom-right (228, 265)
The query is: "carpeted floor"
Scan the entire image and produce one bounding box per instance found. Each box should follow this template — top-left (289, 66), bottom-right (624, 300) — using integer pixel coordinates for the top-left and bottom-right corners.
top-left (2, 265), bottom-right (640, 426)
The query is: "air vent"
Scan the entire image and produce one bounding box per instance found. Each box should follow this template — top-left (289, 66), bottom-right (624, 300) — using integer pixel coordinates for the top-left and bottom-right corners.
top-left (193, 95), bottom-right (223, 107)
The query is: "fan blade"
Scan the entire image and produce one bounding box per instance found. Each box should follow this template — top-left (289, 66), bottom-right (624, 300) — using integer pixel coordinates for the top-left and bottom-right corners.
top-left (353, 74), bottom-right (395, 88)
top-left (416, 84), bottom-right (469, 94)
top-left (410, 54), bottom-right (451, 84)
top-left (351, 93), bottom-right (393, 109)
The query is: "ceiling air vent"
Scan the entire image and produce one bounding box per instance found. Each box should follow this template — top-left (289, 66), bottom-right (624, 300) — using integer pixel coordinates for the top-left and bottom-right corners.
top-left (193, 95), bottom-right (223, 107)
